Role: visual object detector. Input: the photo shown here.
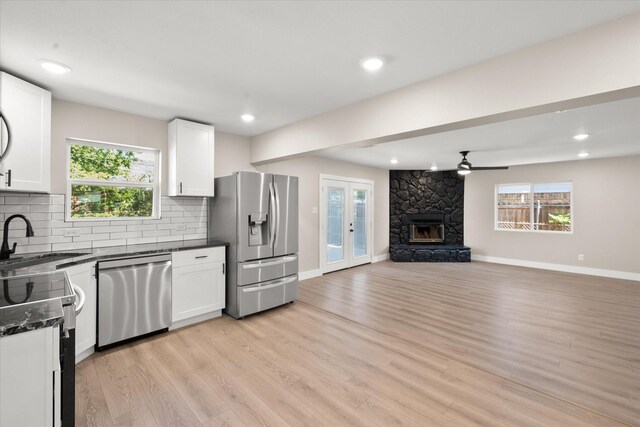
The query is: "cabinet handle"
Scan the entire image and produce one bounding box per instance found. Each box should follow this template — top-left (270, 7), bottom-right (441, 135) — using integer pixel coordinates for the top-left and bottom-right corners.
top-left (222, 262), bottom-right (225, 275)
top-left (6, 169), bottom-right (11, 187)
top-left (179, 182), bottom-right (183, 194)
top-left (195, 255), bottom-right (208, 259)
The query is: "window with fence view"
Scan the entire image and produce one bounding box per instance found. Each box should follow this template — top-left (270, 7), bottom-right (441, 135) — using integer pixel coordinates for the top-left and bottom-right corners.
top-left (496, 183), bottom-right (572, 232)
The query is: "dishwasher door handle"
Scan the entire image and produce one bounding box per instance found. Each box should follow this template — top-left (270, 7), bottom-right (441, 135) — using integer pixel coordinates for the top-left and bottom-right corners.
top-left (97, 254), bottom-right (172, 270)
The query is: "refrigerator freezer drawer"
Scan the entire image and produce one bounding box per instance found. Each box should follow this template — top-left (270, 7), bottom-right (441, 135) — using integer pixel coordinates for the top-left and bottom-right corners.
top-left (237, 274), bottom-right (298, 318)
top-left (237, 255), bottom-right (298, 286)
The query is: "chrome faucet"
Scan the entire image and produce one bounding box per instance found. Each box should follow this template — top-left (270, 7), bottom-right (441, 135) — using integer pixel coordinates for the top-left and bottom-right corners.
top-left (1, 214), bottom-right (34, 260)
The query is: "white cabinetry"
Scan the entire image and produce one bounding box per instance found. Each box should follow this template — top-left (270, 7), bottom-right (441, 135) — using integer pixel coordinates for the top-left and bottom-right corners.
top-left (0, 327), bottom-right (60, 427)
top-left (172, 246), bottom-right (225, 328)
top-left (0, 72), bottom-right (51, 193)
top-left (168, 118), bottom-right (214, 197)
top-left (64, 262), bottom-right (96, 362)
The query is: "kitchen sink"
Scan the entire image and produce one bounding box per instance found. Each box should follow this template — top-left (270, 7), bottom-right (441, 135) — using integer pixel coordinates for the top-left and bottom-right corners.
top-left (0, 252), bottom-right (90, 270)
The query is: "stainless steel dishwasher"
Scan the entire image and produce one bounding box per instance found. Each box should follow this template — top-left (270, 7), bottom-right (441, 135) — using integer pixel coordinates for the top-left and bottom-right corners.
top-left (96, 253), bottom-right (171, 351)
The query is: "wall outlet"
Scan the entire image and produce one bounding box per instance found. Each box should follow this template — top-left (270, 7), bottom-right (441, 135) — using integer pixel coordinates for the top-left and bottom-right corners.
top-left (578, 254), bottom-right (585, 261)
top-left (312, 206), bottom-right (318, 214)
top-left (175, 223), bottom-right (186, 231)
top-left (63, 228), bottom-right (81, 237)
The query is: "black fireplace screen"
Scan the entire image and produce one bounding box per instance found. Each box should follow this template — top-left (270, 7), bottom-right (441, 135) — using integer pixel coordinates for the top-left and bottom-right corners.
top-left (406, 213), bottom-right (445, 244)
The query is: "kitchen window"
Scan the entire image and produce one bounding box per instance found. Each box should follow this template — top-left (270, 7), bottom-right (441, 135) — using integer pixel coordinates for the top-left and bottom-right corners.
top-left (66, 138), bottom-right (160, 220)
top-left (496, 182), bottom-right (572, 233)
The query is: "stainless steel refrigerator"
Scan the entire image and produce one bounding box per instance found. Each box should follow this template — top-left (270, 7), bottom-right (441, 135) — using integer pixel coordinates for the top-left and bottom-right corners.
top-left (208, 171), bottom-right (298, 318)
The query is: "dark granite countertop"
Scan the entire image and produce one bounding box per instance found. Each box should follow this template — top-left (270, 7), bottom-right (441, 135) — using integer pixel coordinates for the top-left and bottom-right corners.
top-left (0, 293), bottom-right (65, 337)
top-left (0, 239), bottom-right (227, 336)
top-left (0, 238), bottom-right (228, 276)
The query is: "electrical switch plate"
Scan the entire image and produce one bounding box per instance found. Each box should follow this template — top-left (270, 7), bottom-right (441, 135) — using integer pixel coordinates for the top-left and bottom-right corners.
top-left (578, 254), bottom-right (585, 261)
top-left (175, 223), bottom-right (186, 231)
top-left (312, 206), bottom-right (318, 214)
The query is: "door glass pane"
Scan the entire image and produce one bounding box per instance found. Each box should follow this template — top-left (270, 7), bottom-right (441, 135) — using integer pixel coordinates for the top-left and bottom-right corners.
top-left (327, 187), bottom-right (344, 263)
top-left (352, 189), bottom-right (367, 258)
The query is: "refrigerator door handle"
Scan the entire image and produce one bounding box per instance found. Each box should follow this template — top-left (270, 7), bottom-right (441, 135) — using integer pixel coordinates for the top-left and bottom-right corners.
top-left (274, 181), bottom-right (281, 250)
top-left (269, 181), bottom-right (276, 248)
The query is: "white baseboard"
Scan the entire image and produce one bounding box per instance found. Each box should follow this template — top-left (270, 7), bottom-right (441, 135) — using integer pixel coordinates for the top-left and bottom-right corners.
top-left (169, 310), bottom-right (222, 331)
top-left (75, 346), bottom-right (94, 364)
top-left (299, 269), bottom-right (322, 281)
top-left (373, 253), bottom-right (390, 263)
top-left (472, 254), bottom-right (640, 282)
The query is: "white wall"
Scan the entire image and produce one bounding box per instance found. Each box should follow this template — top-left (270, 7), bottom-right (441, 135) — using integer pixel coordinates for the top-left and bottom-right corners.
top-left (464, 155), bottom-right (640, 277)
top-left (51, 99), bottom-right (254, 194)
top-left (50, 100), bottom-right (387, 273)
top-left (256, 157), bottom-right (389, 273)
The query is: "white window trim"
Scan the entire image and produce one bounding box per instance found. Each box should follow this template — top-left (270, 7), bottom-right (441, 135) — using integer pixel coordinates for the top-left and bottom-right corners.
top-left (494, 182), bottom-right (573, 234)
top-left (65, 138), bottom-right (162, 221)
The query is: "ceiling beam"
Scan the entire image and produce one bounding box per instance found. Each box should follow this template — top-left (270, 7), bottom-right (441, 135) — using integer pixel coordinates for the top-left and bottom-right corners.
top-left (250, 13), bottom-right (640, 165)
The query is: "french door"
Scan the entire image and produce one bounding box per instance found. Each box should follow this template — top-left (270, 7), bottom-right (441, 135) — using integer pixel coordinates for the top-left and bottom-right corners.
top-left (320, 176), bottom-right (373, 273)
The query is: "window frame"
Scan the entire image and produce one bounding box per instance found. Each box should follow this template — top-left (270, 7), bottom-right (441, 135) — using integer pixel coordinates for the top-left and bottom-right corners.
top-left (494, 181), bottom-right (573, 234)
top-left (65, 138), bottom-right (162, 222)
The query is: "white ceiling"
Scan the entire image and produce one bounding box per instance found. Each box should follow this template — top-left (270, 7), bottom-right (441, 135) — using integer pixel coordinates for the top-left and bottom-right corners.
top-left (1, 0), bottom-right (640, 139)
top-left (321, 96), bottom-right (640, 170)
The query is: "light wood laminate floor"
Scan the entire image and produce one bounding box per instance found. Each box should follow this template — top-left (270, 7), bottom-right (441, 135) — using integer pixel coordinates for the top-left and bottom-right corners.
top-left (77, 261), bottom-right (639, 426)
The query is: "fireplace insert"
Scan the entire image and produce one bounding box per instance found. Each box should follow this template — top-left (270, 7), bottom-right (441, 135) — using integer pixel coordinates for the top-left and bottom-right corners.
top-left (406, 213), bottom-right (445, 244)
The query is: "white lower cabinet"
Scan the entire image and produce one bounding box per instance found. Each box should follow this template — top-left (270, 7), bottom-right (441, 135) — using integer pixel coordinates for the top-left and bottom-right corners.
top-left (0, 326), bottom-right (60, 427)
top-left (172, 246), bottom-right (225, 327)
top-left (63, 262), bottom-right (96, 362)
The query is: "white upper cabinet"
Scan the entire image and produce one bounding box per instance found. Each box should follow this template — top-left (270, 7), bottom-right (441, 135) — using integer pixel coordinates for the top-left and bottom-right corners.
top-left (0, 72), bottom-right (51, 193)
top-left (168, 118), bottom-right (214, 197)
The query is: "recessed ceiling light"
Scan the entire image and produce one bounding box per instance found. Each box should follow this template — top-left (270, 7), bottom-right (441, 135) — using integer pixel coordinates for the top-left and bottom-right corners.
top-left (241, 114), bottom-right (255, 123)
top-left (361, 57), bottom-right (384, 72)
top-left (578, 152), bottom-right (590, 158)
top-left (573, 133), bottom-right (589, 141)
top-left (430, 165), bottom-right (438, 171)
top-left (390, 158), bottom-right (398, 164)
top-left (39, 59), bottom-right (71, 74)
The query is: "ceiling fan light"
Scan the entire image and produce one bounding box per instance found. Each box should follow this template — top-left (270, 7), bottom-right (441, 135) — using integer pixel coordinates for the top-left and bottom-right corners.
top-left (457, 163), bottom-right (471, 175)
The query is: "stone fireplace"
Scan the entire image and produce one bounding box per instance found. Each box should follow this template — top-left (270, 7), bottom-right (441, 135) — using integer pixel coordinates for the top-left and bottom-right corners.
top-left (389, 170), bottom-right (470, 262)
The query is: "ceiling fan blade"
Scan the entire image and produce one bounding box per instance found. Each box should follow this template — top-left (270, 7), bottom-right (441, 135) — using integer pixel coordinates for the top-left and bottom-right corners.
top-left (469, 166), bottom-right (509, 171)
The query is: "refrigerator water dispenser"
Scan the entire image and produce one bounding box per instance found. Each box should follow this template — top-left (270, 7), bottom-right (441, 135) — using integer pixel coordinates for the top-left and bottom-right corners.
top-left (248, 212), bottom-right (268, 246)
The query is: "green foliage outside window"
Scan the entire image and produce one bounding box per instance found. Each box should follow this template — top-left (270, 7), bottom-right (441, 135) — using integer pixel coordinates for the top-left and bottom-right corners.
top-left (69, 143), bottom-right (156, 218)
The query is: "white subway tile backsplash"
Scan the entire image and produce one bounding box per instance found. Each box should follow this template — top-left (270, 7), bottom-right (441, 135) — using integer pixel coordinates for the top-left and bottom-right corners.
top-left (28, 236), bottom-right (72, 245)
top-left (73, 233), bottom-right (110, 242)
top-left (126, 224), bottom-right (156, 232)
top-left (156, 235), bottom-right (183, 243)
top-left (92, 225), bottom-right (126, 234)
top-left (52, 241), bottom-right (92, 251)
top-left (2, 194), bottom-right (208, 252)
top-left (0, 205), bottom-right (28, 213)
top-left (30, 204), bottom-right (65, 213)
top-left (143, 230), bottom-right (171, 237)
top-left (92, 239), bottom-right (127, 248)
top-left (5, 196), bottom-right (51, 205)
top-left (16, 244), bottom-right (52, 254)
top-left (111, 231), bottom-right (142, 239)
top-left (127, 237), bottom-right (157, 245)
